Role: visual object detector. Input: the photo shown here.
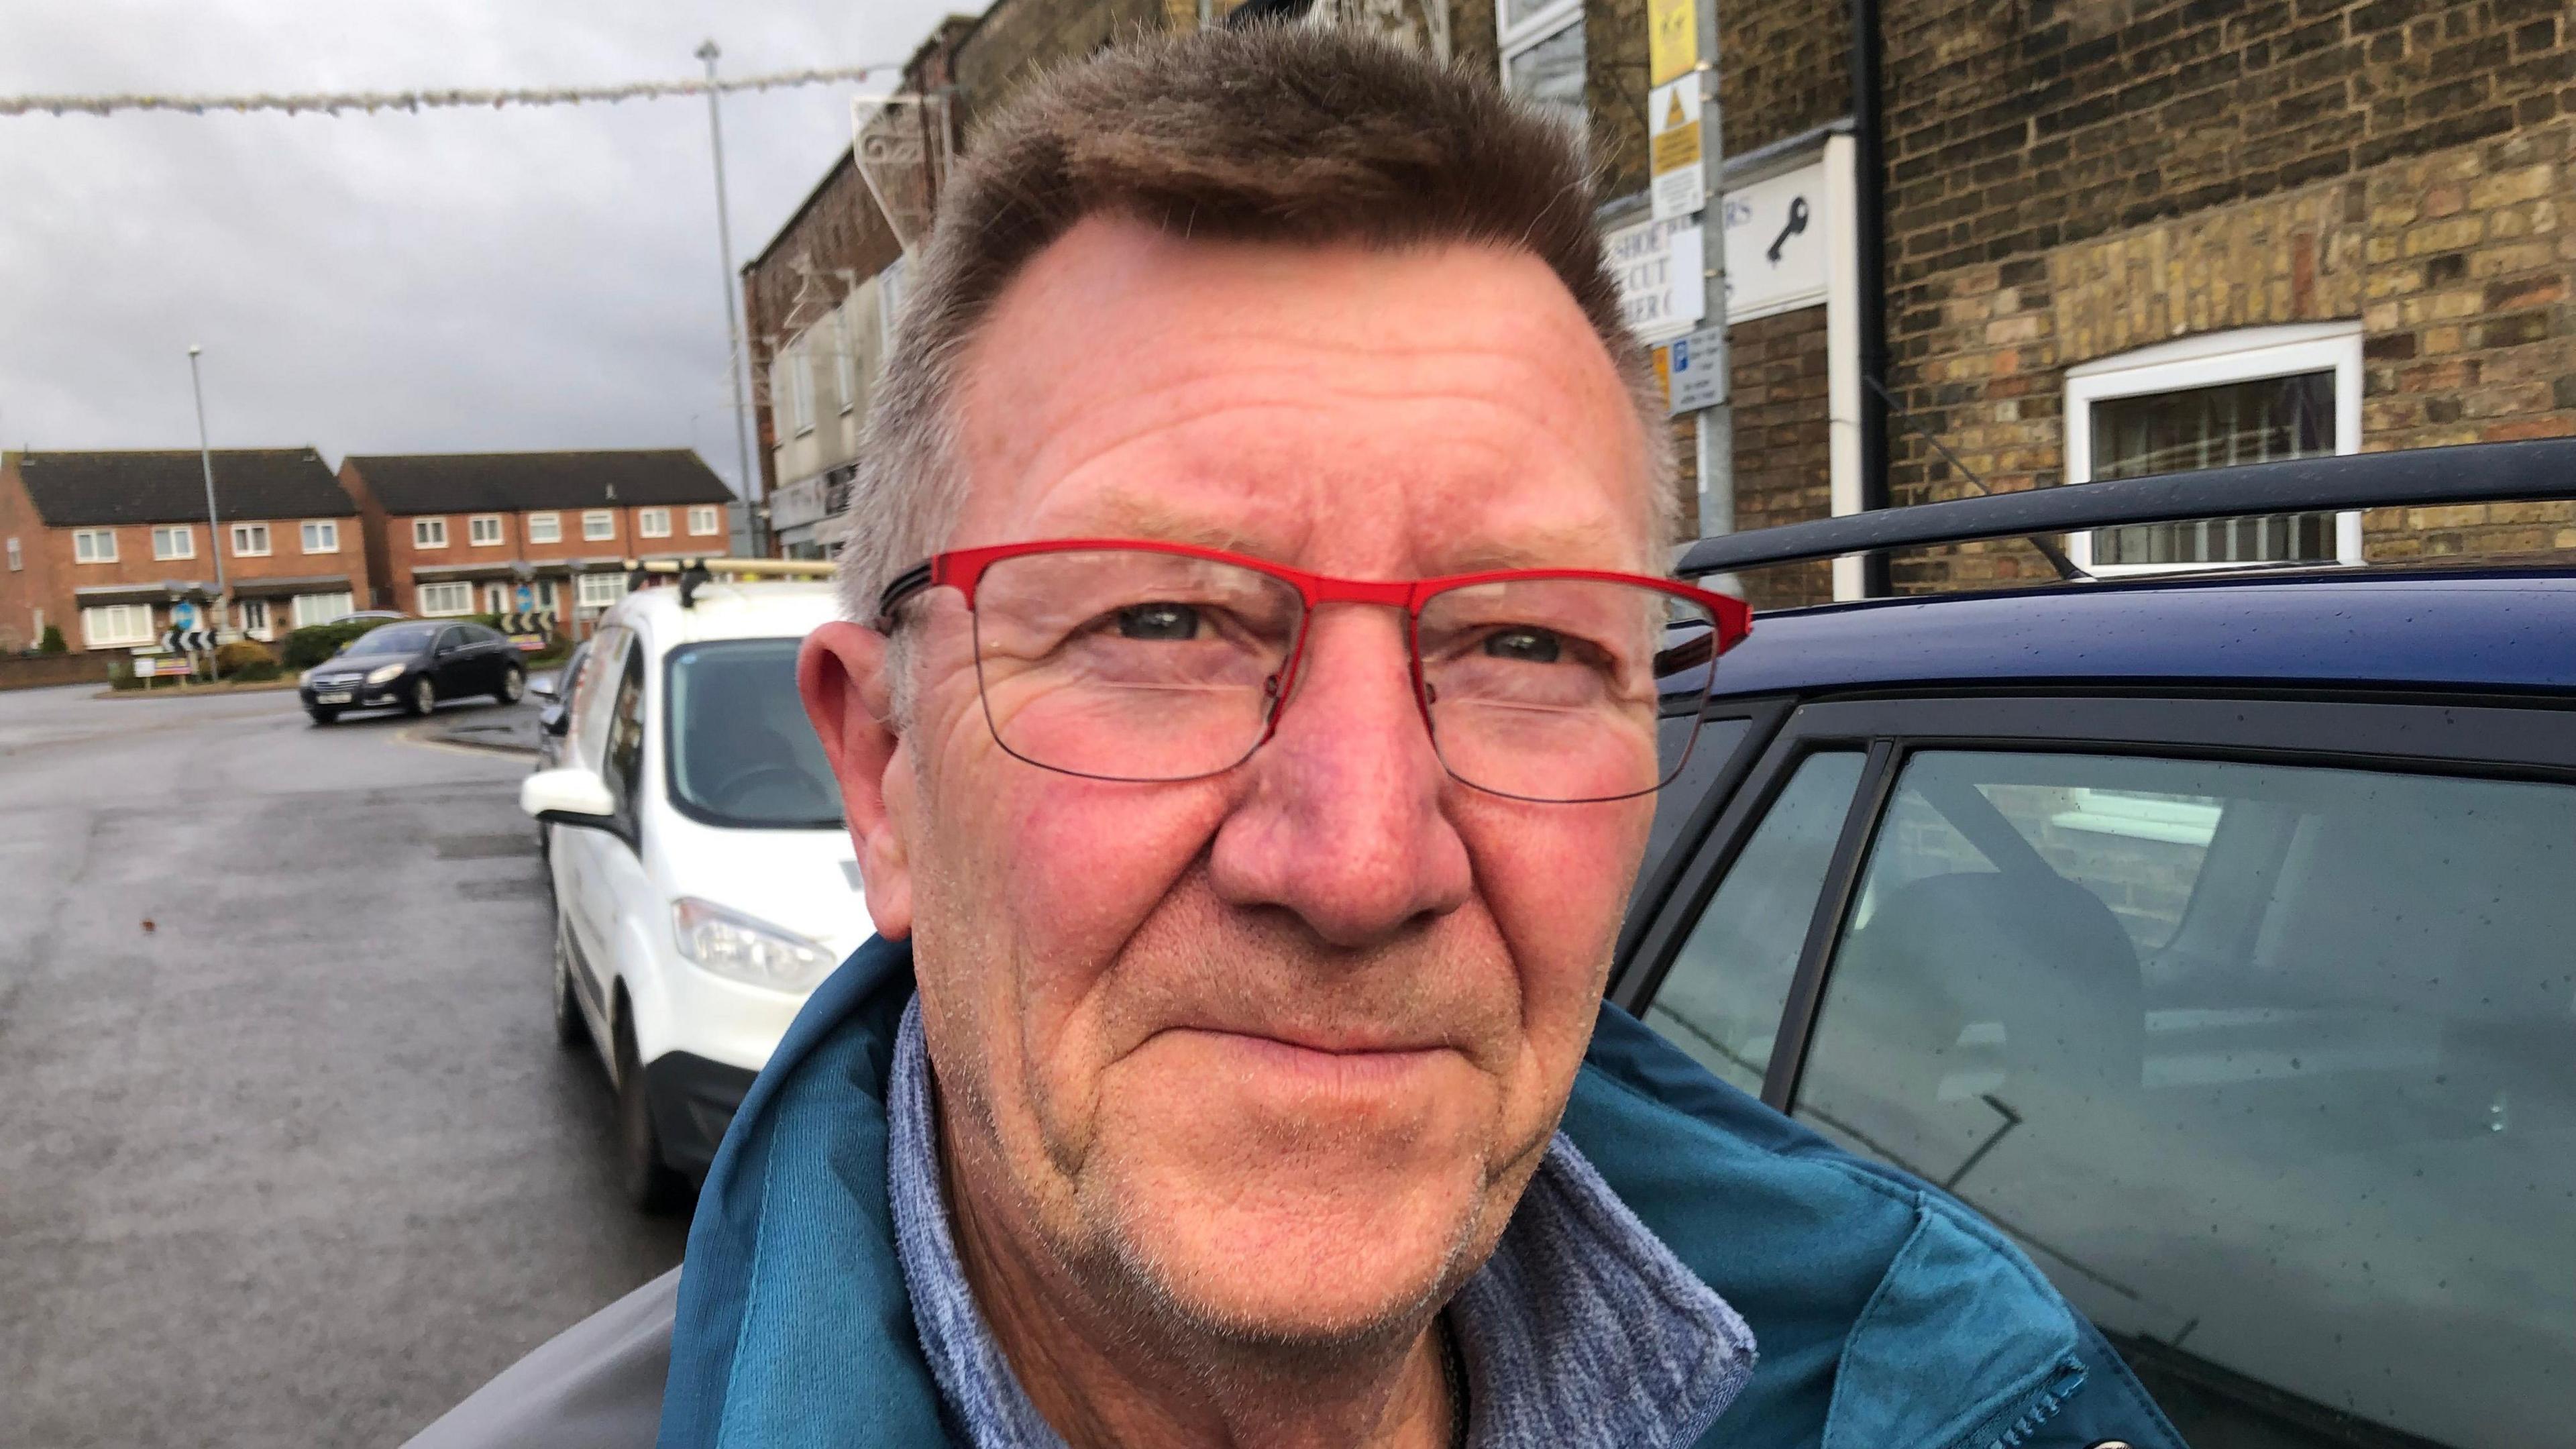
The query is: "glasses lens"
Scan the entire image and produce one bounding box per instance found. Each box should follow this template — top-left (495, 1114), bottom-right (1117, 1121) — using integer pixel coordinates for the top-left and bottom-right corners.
top-left (968, 548), bottom-right (1305, 782)
top-left (1417, 577), bottom-right (1715, 802)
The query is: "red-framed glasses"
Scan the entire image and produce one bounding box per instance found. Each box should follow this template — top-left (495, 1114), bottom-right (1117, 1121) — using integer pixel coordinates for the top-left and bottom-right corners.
top-left (875, 539), bottom-right (1753, 804)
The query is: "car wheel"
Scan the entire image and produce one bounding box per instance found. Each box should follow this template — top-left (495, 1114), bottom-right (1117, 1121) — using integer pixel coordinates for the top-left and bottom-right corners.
top-left (551, 926), bottom-right (588, 1049)
top-left (613, 1012), bottom-right (688, 1214)
top-left (306, 706), bottom-right (337, 725)
top-left (496, 665), bottom-right (525, 705)
top-left (407, 676), bottom-right (436, 716)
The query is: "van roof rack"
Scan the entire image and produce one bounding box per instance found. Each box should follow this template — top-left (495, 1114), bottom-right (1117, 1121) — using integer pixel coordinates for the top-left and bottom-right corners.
top-left (624, 555), bottom-right (837, 608)
top-left (1676, 437), bottom-right (2576, 580)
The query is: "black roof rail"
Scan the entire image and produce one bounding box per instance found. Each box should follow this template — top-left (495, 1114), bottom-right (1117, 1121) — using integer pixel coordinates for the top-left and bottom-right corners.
top-left (1676, 437), bottom-right (2576, 578)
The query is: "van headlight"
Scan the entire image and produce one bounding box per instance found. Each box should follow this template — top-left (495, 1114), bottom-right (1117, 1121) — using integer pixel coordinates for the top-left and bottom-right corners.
top-left (671, 898), bottom-right (831, 990)
top-left (365, 662), bottom-right (407, 685)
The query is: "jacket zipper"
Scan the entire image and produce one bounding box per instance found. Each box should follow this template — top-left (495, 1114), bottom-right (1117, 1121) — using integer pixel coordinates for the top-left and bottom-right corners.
top-left (1950, 1356), bottom-right (2088, 1449)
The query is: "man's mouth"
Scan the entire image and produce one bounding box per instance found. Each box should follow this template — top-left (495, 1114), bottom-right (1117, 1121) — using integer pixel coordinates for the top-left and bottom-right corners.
top-left (1159, 1026), bottom-right (1457, 1089)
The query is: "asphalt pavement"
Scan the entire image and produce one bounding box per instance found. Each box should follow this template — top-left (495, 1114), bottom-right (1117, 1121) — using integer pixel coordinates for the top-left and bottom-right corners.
top-left (0, 684), bottom-right (688, 1448)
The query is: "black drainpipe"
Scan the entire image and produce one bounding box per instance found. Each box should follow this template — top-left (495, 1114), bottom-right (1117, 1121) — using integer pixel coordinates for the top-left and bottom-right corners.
top-left (1850, 0), bottom-right (1893, 596)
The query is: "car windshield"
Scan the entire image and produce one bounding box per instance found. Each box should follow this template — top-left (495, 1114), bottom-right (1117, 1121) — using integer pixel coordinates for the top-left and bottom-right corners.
top-left (344, 623), bottom-right (441, 655)
top-left (665, 639), bottom-right (841, 829)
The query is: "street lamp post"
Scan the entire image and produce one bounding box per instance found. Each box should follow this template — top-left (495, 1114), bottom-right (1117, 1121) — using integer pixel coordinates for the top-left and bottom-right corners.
top-left (186, 345), bottom-right (227, 665)
top-left (696, 40), bottom-right (763, 557)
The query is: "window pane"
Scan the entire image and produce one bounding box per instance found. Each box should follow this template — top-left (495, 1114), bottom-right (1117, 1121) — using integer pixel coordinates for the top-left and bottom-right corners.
top-left (2091, 371), bottom-right (2336, 565)
top-left (1794, 749), bottom-right (2576, 1446)
top-left (1645, 751), bottom-right (1865, 1094)
top-left (667, 640), bottom-right (843, 828)
top-left (1503, 19), bottom-right (1585, 121)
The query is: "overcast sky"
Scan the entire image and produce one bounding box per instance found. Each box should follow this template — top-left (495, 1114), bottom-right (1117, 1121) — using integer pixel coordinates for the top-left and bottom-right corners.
top-left (0, 0), bottom-right (969, 498)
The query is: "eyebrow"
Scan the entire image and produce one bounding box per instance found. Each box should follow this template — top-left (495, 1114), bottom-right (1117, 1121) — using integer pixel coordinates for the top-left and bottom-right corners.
top-left (1072, 491), bottom-right (1652, 576)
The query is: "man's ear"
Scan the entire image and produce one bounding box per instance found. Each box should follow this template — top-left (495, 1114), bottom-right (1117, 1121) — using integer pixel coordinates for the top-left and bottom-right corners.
top-left (800, 621), bottom-right (913, 940)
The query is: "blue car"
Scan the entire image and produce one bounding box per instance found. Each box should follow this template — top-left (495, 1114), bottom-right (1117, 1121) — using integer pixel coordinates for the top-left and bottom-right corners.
top-left (1617, 438), bottom-right (2576, 1448)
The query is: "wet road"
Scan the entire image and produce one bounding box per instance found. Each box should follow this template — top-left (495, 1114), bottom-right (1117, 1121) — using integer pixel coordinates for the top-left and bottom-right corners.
top-left (0, 684), bottom-right (686, 1448)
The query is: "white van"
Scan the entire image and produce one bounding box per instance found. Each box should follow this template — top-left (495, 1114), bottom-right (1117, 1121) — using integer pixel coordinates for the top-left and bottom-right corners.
top-left (521, 567), bottom-right (863, 1210)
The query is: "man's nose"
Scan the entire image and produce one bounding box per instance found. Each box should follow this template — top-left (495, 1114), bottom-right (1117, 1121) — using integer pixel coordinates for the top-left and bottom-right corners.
top-left (1205, 607), bottom-right (1474, 949)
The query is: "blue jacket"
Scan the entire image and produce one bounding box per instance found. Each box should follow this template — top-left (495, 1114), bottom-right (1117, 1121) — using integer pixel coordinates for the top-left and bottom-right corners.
top-left (406, 934), bottom-right (2187, 1448)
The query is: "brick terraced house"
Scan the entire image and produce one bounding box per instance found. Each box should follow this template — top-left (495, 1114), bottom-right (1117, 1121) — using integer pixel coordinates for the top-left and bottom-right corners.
top-left (0, 448), bottom-right (370, 653)
top-left (749, 0), bottom-right (2574, 606)
top-left (339, 451), bottom-right (737, 637)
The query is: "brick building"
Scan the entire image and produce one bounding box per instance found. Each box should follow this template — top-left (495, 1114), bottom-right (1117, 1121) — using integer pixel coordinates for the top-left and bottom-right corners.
top-left (0, 449), bottom-right (370, 653)
top-left (747, 0), bottom-right (2573, 597)
top-left (338, 451), bottom-right (735, 635)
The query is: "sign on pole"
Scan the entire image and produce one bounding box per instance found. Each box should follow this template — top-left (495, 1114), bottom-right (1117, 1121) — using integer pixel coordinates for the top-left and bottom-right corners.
top-left (1665, 323), bottom-right (1729, 415)
top-left (1648, 0), bottom-right (1699, 86)
top-left (1607, 215), bottom-right (1705, 345)
top-left (1648, 79), bottom-right (1706, 223)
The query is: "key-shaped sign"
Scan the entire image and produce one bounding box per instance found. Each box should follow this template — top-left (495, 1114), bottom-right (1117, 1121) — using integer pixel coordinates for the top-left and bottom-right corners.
top-left (1767, 196), bottom-right (1811, 264)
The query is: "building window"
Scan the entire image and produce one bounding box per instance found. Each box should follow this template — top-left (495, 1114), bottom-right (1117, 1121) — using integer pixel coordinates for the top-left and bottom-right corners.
top-left (291, 591), bottom-right (354, 629)
top-left (534, 578), bottom-right (559, 614)
top-left (417, 581), bottom-right (474, 616)
top-left (469, 515), bottom-right (505, 546)
top-left (301, 520), bottom-right (339, 553)
top-left (231, 523), bottom-right (270, 557)
top-left (576, 572), bottom-right (626, 609)
top-left (74, 529), bottom-right (117, 564)
top-left (81, 603), bottom-right (156, 648)
top-left (238, 598), bottom-right (271, 640)
top-left (5, 537), bottom-right (18, 572)
top-left (484, 583), bottom-right (512, 614)
top-left (582, 510), bottom-right (615, 541)
top-left (835, 309), bottom-right (861, 415)
top-left (152, 525), bottom-right (195, 561)
top-left (1497, 0), bottom-right (1586, 125)
top-left (527, 512), bottom-right (561, 544)
top-left (2065, 322), bottom-right (2363, 574)
top-left (688, 504), bottom-right (721, 537)
top-left (414, 517), bottom-right (448, 548)
top-left (639, 507), bottom-right (671, 538)
top-left (777, 337), bottom-right (816, 437)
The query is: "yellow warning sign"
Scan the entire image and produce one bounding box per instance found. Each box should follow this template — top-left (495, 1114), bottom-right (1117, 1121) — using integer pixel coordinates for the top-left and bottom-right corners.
top-left (1665, 90), bottom-right (1688, 129)
top-left (1653, 119), bottom-right (1703, 174)
top-left (1648, 0), bottom-right (1699, 87)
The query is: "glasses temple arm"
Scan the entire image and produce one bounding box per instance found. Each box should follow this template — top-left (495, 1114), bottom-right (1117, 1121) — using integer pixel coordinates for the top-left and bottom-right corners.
top-left (874, 561), bottom-right (936, 631)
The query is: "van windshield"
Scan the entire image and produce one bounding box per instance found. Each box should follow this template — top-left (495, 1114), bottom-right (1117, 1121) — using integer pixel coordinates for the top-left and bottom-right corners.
top-left (665, 639), bottom-right (842, 829)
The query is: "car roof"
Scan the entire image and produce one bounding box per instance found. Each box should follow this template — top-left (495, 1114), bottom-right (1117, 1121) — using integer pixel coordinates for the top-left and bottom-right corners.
top-left (1667, 568), bottom-right (2576, 701)
top-left (603, 579), bottom-right (841, 651)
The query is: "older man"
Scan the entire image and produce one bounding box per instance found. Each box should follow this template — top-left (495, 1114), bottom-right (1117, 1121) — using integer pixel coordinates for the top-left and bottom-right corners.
top-left (413, 23), bottom-right (2180, 1449)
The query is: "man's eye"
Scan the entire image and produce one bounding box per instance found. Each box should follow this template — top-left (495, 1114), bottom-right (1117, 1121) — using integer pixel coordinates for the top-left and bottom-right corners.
top-left (1114, 602), bottom-right (1201, 640)
top-left (1482, 627), bottom-right (1562, 663)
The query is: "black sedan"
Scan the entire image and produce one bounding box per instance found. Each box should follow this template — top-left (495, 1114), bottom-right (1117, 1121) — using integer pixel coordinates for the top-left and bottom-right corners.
top-left (301, 621), bottom-right (527, 723)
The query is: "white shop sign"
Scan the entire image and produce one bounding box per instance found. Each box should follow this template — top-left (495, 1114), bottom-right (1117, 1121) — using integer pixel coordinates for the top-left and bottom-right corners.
top-left (1719, 159), bottom-right (1828, 322)
top-left (1605, 216), bottom-right (1705, 345)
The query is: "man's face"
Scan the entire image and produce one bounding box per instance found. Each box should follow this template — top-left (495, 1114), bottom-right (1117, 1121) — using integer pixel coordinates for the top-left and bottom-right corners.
top-left (860, 217), bottom-right (1658, 1344)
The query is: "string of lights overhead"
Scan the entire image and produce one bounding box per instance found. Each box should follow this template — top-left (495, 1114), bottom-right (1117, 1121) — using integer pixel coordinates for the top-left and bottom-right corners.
top-left (0, 64), bottom-right (902, 119)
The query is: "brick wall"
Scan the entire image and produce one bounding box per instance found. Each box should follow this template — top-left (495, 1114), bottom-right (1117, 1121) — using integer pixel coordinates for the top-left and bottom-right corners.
top-left (1872, 0), bottom-right (2576, 589)
top-left (374, 504), bottom-right (717, 614)
top-left (1728, 305), bottom-right (1838, 607)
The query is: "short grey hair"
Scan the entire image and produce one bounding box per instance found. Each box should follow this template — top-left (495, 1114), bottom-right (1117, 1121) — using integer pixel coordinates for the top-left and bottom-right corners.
top-left (835, 22), bottom-right (1676, 628)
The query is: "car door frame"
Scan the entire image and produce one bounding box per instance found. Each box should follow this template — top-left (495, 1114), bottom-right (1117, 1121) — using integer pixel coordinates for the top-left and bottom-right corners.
top-left (1610, 688), bottom-right (2576, 1113)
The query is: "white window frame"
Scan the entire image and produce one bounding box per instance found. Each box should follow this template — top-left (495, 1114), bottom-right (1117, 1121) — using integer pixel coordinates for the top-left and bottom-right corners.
top-left (484, 582), bottom-right (512, 614)
top-left (301, 519), bottom-right (339, 554)
top-left (231, 522), bottom-right (270, 557)
top-left (688, 504), bottom-right (721, 537)
top-left (1496, 0), bottom-right (1585, 109)
top-left (417, 581), bottom-right (474, 616)
top-left (73, 529), bottom-right (116, 564)
top-left (2064, 321), bottom-right (2364, 576)
top-left (835, 309), bottom-right (861, 415)
top-left (80, 602), bottom-right (156, 649)
top-left (582, 510), bottom-right (615, 542)
top-left (238, 597), bottom-right (272, 640)
top-left (782, 337), bottom-right (816, 437)
top-left (637, 507), bottom-right (671, 538)
top-left (526, 512), bottom-right (561, 544)
top-left (468, 514), bottom-right (505, 547)
top-left (5, 537), bottom-right (19, 572)
top-left (152, 525), bottom-right (195, 561)
top-left (413, 517), bottom-right (449, 549)
top-left (576, 571), bottom-right (626, 609)
top-left (290, 591), bottom-right (353, 629)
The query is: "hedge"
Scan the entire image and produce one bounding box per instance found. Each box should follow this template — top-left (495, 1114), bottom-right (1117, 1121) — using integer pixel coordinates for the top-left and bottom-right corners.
top-left (280, 619), bottom-right (385, 670)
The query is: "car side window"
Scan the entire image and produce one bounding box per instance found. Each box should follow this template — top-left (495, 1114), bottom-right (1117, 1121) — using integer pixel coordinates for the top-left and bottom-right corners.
top-left (568, 627), bottom-right (631, 773)
top-left (435, 625), bottom-right (468, 653)
top-left (602, 648), bottom-right (647, 833)
top-left (1791, 749), bottom-right (2576, 1447)
top-left (1644, 751), bottom-right (1864, 1095)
